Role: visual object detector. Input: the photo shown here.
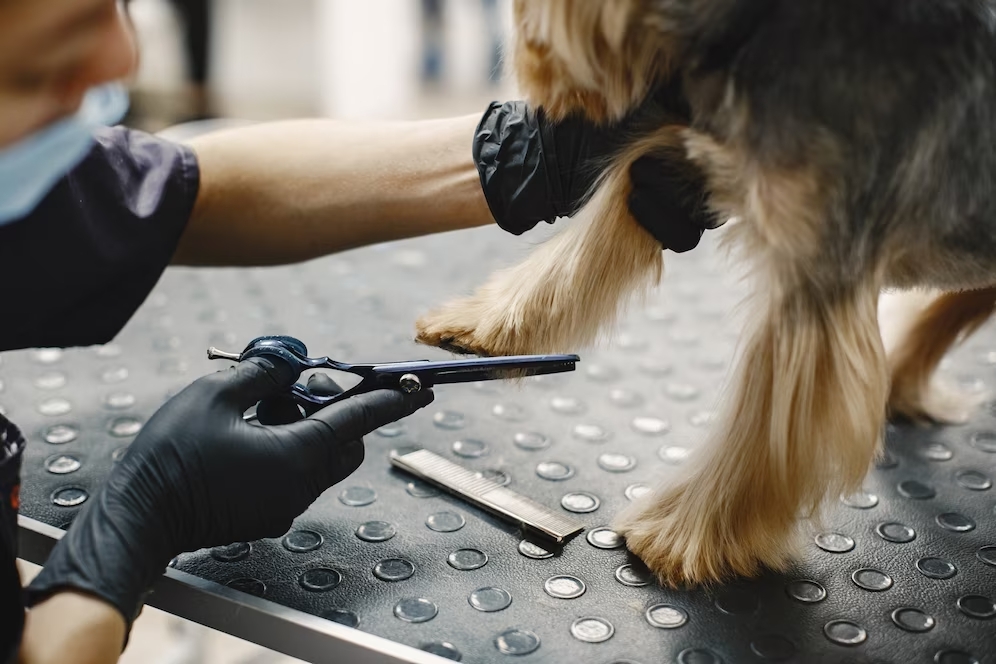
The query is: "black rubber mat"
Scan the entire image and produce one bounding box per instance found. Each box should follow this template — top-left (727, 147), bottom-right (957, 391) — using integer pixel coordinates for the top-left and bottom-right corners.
top-left (5, 226), bottom-right (996, 664)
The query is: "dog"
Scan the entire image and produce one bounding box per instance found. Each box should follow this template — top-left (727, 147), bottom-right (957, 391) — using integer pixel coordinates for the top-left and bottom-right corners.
top-left (415, 0), bottom-right (996, 587)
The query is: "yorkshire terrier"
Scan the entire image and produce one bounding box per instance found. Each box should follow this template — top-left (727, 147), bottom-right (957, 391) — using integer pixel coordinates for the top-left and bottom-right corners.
top-left (415, 0), bottom-right (996, 587)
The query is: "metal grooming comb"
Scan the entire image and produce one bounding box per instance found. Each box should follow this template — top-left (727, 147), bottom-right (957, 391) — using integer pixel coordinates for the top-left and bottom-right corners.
top-left (390, 447), bottom-right (585, 544)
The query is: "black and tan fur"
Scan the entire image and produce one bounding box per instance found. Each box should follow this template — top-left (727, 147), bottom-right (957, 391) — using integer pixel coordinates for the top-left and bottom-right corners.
top-left (416, 0), bottom-right (996, 587)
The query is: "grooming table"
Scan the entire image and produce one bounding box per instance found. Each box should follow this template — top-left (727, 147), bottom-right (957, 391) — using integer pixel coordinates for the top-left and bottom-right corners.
top-left (9, 223), bottom-right (996, 664)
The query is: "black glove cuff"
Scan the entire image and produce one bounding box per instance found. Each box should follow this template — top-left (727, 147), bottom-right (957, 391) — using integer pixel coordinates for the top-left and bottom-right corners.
top-left (473, 101), bottom-right (560, 235)
top-left (23, 490), bottom-right (171, 644)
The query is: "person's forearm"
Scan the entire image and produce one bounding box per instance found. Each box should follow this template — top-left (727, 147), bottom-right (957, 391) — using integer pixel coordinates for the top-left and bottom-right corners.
top-left (19, 591), bottom-right (125, 664)
top-left (172, 114), bottom-right (494, 266)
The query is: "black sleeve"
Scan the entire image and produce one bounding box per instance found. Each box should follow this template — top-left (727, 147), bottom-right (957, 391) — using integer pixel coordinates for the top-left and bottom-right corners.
top-left (0, 415), bottom-right (25, 664)
top-left (0, 126), bottom-right (200, 352)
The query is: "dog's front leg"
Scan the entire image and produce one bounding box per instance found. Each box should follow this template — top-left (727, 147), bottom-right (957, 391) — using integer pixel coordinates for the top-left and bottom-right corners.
top-left (414, 128), bottom-right (691, 356)
top-left (614, 274), bottom-right (888, 587)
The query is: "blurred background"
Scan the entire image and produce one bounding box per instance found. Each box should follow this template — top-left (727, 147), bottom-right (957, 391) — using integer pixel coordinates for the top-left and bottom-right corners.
top-left (124, 0), bottom-right (519, 132)
top-left (18, 2), bottom-right (517, 663)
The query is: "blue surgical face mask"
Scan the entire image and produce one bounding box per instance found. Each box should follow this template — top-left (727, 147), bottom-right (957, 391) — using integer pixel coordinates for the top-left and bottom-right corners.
top-left (0, 82), bottom-right (130, 226)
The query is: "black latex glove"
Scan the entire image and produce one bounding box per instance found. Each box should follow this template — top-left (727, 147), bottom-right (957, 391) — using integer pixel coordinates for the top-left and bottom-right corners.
top-left (24, 357), bottom-right (433, 634)
top-left (255, 372), bottom-right (346, 425)
top-left (628, 153), bottom-right (717, 253)
top-left (473, 82), bottom-right (716, 252)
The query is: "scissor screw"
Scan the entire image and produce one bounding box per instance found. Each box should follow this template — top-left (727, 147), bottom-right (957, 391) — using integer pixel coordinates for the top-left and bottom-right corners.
top-left (399, 373), bottom-right (422, 394)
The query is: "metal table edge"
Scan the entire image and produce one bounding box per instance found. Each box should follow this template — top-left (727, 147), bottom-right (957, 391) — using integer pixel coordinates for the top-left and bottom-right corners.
top-left (18, 515), bottom-right (451, 664)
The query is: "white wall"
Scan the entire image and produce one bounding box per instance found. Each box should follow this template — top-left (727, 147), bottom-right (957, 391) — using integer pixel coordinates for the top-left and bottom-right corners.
top-left (210, 0), bottom-right (322, 117)
top-left (315, 0), bottom-right (420, 120)
top-left (129, 0), bottom-right (516, 121)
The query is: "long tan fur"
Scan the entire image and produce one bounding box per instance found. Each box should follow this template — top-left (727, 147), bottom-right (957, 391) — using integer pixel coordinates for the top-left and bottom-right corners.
top-left (615, 248), bottom-right (888, 584)
top-left (415, 131), bottom-right (673, 355)
top-left (885, 287), bottom-right (996, 424)
top-left (413, 0), bottom-right (996, 588)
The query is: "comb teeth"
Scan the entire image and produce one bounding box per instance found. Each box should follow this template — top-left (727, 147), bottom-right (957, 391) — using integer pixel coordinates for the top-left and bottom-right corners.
top-left (390, 448), bottom-right (585, 544)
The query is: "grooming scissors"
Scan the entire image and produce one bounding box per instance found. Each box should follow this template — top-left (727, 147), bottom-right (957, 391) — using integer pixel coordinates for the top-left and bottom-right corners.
top-left (206, 335), bottom-right (579, 408)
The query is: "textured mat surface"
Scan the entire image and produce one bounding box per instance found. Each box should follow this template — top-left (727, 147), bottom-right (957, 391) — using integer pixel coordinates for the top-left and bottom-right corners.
top-left (5, 225), bottom-right (996, 664)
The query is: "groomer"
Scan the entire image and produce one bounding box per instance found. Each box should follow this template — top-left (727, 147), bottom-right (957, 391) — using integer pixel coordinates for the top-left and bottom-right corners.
top-left (0, 2), bottom-right (710, 662)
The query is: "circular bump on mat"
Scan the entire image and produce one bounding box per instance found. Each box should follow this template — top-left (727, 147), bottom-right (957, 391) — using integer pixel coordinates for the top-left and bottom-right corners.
top-left (373, 558), bottom-right (415, 582)
top-left (394, 597), bottom-right (437, 623)
top-left (452, 438), bottom-right (488, 458)
top-left (851, 568), bottom-right (893, 591)
top-left (785, 580), bottom-right (827, 603)
top-left (957, 595), bottom-right (996, 619)
top-left (822, 620), bottom-right (867, 646)
top-left (586, 527), bottom-right (623, 549)
top-left (561, 492), bottom-right (600, 513)
top-left (299, 567), bottom-right (342, 592)
top-left (338, 486), bottom-right (377, 506)
top-left (898, 479), bottom-right (936, 500)
top-left (433, 410), bottom-right (467, 430)
top-left (570, 617), bottom-right (614, 643)
top-left (518, 540), bottom-right (554, 560)
top-left (282, 530), bottom-right (323, 553)
top-left (211, 542), bottom-right (250, 562)
top-left (536, 461), bottom-right (574, 481)
top-left (916, 557), bottom-right (957, 580)
top-left (51, 486), bottom-right (87, 507)
top-left (468, 587), bottom-right (512, 612)
top-left (513, 432), bottom-right (550, 451)
top-left (420, 642), bottom-right (462, 661)
top-left (43, 424), bottom-right (78, 444)
top-left (447, 549), bottom-right (488, 571)
top-left (840, 491), bottom-right (879, 509)
top-left (45, 454), bottom-right (80, 475)
top-left (544, 575), bottom-right (586, 600)
top-left (645, 604), bottom-right (688, 629)
top-left (891, 607), bottom-right (935, 633)
top-left (955, 470), bottom-right (992, 490)
top-left (426, 511), bottom-right (465, 532)
top-left (814, 532), bottom-right (855, 553)
top-left (876, 522), bottom-right (916, 544)
top-left (936, 512), bottom-right (976, 532)
top-left (494, 629), bottom-right (540, 656)
top-left (355, 521), bottom-right (396, 543)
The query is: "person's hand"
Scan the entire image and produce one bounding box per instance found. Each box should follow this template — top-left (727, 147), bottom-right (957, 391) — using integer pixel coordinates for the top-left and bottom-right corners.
top-left (24, 356), bottom-right (433, 634)
top-left (255, 371), bottom-right (347, 425)
top-left (627, 151), bottom-right (717, 253)
top-left (473, 81), bottom-right (716, 252)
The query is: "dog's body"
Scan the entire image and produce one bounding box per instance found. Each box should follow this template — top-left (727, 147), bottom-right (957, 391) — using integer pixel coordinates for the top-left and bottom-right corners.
top-left (416, 0), bottom-right (996, 586)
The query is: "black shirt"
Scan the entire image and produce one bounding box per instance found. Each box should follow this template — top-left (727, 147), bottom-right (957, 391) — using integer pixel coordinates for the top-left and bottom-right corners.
top-left (0, 125), bottom-right (199, 663)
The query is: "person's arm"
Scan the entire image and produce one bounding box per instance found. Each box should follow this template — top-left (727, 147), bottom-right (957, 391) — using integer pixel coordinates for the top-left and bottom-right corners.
top-left (174, 94), bottom-right (714, 268)
top-left (19, 592), bottom-right (124, 664)
top-left (173, 114), bottom-right (494, 266)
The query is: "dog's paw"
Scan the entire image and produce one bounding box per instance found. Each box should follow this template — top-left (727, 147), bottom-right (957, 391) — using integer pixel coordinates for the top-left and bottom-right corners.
top-left (414, 309), bottom-right (486, 355)
top-left (612, 483), bottom-right (799, 588)
top-left (415, 297), bottom-right (521, 357)
top-left (888, 377), bottom-right (986, 426)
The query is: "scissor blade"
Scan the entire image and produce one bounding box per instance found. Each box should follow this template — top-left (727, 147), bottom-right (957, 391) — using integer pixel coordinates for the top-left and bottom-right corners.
top-left (370, 354), bottom-right (579, 387)
top-left (429, 360), bottom-right (578, 384)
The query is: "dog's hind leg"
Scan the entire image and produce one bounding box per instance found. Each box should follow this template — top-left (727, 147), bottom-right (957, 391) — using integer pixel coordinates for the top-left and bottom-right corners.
top-left (613, 135), bottom-right (889, 585)
top-left (614, 267), bottom-right (888, 586)
top-left (885, 287), bottom-right (996, 424)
